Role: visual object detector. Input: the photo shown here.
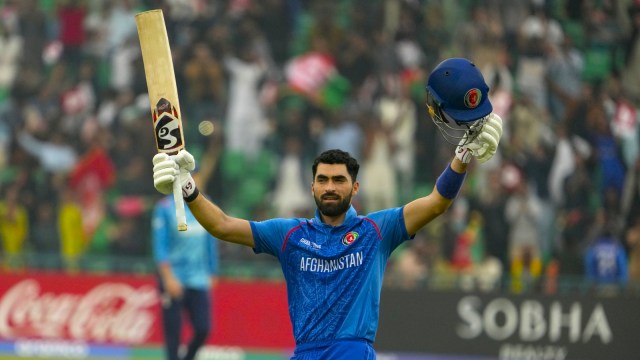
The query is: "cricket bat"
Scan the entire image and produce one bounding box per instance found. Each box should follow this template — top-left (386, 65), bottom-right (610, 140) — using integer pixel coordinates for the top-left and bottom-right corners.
top-left (135, 9), bottom-right (188, 231)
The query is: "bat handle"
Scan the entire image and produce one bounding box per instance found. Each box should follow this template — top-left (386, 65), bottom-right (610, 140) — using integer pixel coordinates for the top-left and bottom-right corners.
top-left (173, 178), bottom-right (188, 231)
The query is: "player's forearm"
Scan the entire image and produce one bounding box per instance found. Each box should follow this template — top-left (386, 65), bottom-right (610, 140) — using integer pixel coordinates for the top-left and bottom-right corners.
top-left (186, 194), bottom-right (255, 247)
top-left (404, 192), bottom-right (453, 235)
top-left (158, 262), bottom-right (175, 282)
top-left (404, 158), bottom-right (466, 234)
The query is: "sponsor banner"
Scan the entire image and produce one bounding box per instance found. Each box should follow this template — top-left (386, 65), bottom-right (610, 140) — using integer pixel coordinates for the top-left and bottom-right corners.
top-left (376, 289), bottom-right (640, 360)
top-left (0, 341), bottom-right (292, 360)
top-left (0, 272), bottom-right (160, 345)
top-left (0, 272), bottom-right (294, 351)
top-left (0, 339), bottom-right (127, 359)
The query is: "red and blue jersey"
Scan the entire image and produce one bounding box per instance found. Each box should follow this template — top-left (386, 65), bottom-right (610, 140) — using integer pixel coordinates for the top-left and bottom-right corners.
top-left (250, 206), bottom-right (411, 345)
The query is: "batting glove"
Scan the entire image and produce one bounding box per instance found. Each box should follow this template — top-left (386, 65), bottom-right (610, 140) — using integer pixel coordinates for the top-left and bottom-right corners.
top-left (152, 150), bottom-right (197, 198)
top-left (455, 113), bottom-right (503, 164)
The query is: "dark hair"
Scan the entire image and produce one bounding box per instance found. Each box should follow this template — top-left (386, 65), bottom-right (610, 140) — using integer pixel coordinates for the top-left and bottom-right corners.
top-left (312, 149), bottom-right (360, 181)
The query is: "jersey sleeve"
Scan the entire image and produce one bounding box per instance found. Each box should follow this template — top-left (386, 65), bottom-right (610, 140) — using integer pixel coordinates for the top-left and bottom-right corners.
top-left (251, 218), bottom-right (302, 258)
top-left (366, 206), bottom-right (413, 256)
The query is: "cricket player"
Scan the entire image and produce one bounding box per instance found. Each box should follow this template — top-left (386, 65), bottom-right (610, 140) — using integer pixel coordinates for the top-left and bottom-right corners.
top-left (151, 58), bottom-right (503, 359)
top-left (152, 170), bottom-right (219, 360)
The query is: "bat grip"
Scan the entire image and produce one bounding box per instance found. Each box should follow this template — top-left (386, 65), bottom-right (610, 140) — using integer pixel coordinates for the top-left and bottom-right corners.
top-left (173, 178), bottom-right (188, 231)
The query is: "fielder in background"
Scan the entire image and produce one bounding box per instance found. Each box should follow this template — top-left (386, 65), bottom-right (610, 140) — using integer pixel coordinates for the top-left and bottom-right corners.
top-left (151, 57), bottom-right (502, 360)
top-left (151, 168), bottom-right (219, 360)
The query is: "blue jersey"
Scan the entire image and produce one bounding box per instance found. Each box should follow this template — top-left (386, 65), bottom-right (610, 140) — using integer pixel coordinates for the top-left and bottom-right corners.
top-left (251, 205), bottom-right (411, 344)
top-left (152, 196), bottom-right (219, 290)
top-left (584, 236), bottom-right (628, 284)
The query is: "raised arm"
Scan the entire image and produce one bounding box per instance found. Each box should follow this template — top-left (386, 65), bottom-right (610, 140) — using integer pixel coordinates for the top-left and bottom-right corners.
top-left (153, 150), bottom-right (255, 247)
top-left (404, 157), bottom-right (466, 235)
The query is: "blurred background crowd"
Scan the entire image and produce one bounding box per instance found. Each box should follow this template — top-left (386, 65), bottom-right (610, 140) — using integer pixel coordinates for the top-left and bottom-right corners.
top-left (1, 0), bottom-right (639, 295)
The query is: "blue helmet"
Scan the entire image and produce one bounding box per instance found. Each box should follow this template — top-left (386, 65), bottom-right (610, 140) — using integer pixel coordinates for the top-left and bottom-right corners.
top-left (425, 58), bottom-right (492, 144)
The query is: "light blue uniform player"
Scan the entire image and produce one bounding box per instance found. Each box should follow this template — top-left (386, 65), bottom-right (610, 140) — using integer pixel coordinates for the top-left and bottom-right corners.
top-left (151, 58), bottom-right (504, 359)
top-left (152, 194), bottom-right (219, 360)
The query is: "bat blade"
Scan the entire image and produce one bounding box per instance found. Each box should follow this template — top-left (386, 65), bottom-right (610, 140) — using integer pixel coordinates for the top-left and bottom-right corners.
top-left (136, 9), bottom-right (187, 231)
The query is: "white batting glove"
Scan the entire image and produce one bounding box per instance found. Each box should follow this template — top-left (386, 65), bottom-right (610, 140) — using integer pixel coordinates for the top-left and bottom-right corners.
top-left (152, 150), bottom-right (197, 198)
top-left (455, 113), bottom-right (503, 164)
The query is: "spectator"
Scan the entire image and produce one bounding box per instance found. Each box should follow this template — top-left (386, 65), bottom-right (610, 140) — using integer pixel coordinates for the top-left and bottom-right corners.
top-left (557, 148), bottom-right (594, 275)
top-left (548, 124), bottom-right (589, 206)
top-left (16, 0), bottom-right (47, 73)
top-left (250, 0), bottom-right (294, 67)
top-left (0, 18), bottom-right (22, 97)
top-left (109, 34), bottom-right (140, 92)
top-left (473, 168), bottom-right (510, 272)
top-left (453, 4), bottom-right (504, 70)
top-left (584, 215), bottom-right (629, 292)
top-left (181, 41), bottom-right (226, 139)
top-left (546, 34), bottom-right (584, 124)
top-left (274, 96), bottom-right (315, 159)
top-left (515, 4), bottom-right (563, 111)
top-left (375, 74), bottom-right (417, 203)
top-left (621, 1), bottom-right (640, 100)
top-left (359, 112), bottom-right (397, 214)
top-left (29, 199), bottom-right (60, 266)
top-left (272, 136), bottom-right (313, 217)
top-left (450, 210), bottom-right (484, 275)
top-left (317, 109), bottom-right (363, 161)
top-left (523, 140), bottom-right (556, 260)
top-left (292, 1), bottom-right (344, 56)
top-left (60, 61), bottom-right (98, 134)
top-left (83, 0), bottom-right (111, 60)
top-left (586, 102), bottom-right (626, 202)
top-left (0, 183), bottom-right (28, 271)
top-left (58, 185), bottom-right (85, 272)
top-left (17, 128), bottom-right (78, 176)
top-left (105, 0), bottom-right (137, 55)
top-left (56, 0), bottom-right (87, 72)
top-left (68, 131), bottom-right (116, 242)
top-left (337, 31), bottom-right (374, 92)
top-left (223, 42), bottom-right (268, 159)
top-left (504, 171), bottom-right (544, 292)
top-left (483, 46), bottom-right (514, 121)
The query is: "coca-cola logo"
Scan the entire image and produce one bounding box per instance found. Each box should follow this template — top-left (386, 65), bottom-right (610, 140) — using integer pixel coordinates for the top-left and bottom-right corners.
top-left (0, 279), bottom-right (159, 345)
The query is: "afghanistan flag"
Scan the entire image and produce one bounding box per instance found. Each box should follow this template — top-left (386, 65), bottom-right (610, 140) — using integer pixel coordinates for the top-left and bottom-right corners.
top-left (284, 52), bottom-right (350, 111)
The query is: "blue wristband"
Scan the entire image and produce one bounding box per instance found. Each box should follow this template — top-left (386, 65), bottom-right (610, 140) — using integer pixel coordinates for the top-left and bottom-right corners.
top-left (435, 164), bottom-right (466, 199)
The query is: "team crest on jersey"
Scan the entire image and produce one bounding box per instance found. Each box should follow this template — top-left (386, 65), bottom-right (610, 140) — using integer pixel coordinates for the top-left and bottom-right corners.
top-left (342, 231), bottom-right (359, 246)
top-left (464, 88), bottom-right (481, 108)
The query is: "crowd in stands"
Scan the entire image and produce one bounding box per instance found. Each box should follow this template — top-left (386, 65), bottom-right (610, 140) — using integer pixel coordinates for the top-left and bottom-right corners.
top-left (0, 0), bottom-right (639, 294)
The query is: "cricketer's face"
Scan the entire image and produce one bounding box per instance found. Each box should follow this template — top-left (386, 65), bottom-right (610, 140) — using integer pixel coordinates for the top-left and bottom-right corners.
top-left (312, 163), bottom-right (359, 217)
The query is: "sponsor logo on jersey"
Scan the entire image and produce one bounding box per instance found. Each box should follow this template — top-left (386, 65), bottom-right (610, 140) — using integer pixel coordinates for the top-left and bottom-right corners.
top-left (341, 231), bottom-right (359, 246)
top-left (300, 238), bottom-right (321, 249)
